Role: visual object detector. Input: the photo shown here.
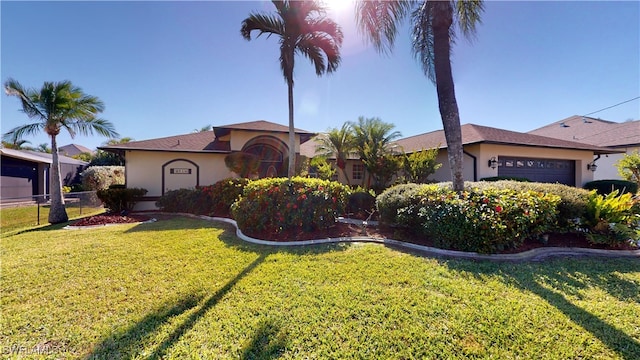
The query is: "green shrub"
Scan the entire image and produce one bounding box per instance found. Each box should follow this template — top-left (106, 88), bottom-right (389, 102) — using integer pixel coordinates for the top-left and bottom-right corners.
top-left (81, 166), bottom-right (125, 191)
top-left (156, 188), bottom-right (213, 215)
top-left (205, 178), bottom-right (251, 216)
top-left (376, 183), bottom-right (427, 227)
top-left (346, 190), bottom-right (376, 218)
top-left (97, 186), bottom-right (147, 213)
top-left (582, 190), bottom-right (639, 246)
top-left (465, 181), bottom-right (589, 230)
top-left (414, 187), bottom-right (560, 253)
top-left (480, 176), bottom-right (530, 182)
top-left (231, 177), bottom-right (350, 236)
top-left (584, 180), bottom-right (638, 195)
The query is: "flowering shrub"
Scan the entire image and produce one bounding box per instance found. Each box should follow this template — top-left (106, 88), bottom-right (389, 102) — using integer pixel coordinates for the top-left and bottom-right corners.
top-left (419, 188), bottom-right (560, 253)
top-left (582, 190), bottom-right (639, 245)
top-left (231, 177), bottom-right (350, 236)
top-left (376, 183), bottom-right (428, 227)
top-left (81, 166), bottom-right (125, 190)
top-left (201, 178), bottom-right (251, 216)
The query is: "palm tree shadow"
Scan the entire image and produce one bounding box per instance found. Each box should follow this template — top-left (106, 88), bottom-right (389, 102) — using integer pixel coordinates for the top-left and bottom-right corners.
top-left (85, 254), bottom-right (266, 359)
top-left (240, 318), bottom-right (288, 359)
top-left (444, 259), bottom-right (640, 359)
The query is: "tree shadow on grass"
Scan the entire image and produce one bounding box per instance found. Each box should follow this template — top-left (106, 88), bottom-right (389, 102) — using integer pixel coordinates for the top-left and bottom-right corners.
top-left (444, 258), bottom-right (640, 359)
top-left (240, 318), bottom-right (288, 360)
top-left (85, 254), bottom-right (266, 359)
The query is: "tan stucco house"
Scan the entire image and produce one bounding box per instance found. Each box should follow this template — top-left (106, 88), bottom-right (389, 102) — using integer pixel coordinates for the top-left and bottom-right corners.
top-left (103, 119), bottom-right (621, 210)
top-left (528, 116), bottom-right (640, 181)
top-left (101, 120), bottom-right (315, 210)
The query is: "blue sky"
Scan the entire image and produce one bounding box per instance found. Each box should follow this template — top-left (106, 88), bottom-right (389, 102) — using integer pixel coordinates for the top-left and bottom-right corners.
top-left (2, 1), bottom-right (639, 151)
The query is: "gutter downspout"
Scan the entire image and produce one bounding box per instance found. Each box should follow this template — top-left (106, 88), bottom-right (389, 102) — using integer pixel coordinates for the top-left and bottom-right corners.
top-left (463, 150), bottom-right (477, 182)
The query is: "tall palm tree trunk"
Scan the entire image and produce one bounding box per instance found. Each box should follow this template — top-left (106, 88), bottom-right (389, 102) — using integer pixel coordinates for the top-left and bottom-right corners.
top-left (287, 79), bottom-right (296, 178)
top-left (433, 2), bottom-right (464, 192)
top-left (48, 134), bottom-right (69, 223)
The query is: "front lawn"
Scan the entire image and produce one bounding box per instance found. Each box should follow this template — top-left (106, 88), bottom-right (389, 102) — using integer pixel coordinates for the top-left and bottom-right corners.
top-left (1, 216), bottom-right (639, 359)
top-left (1, 202), bottom-right (104, 235)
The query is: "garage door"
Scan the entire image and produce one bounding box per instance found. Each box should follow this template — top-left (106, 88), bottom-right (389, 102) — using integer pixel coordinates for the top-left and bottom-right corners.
top-left (498, 157), bottom-right (575, 186)
top-left (1, 158), bottom-right (38, 199)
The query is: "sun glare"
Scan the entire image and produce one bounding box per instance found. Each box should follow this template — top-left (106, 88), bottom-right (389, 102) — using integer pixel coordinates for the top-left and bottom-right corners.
top-left (322, 0), bottom-right (353, 14)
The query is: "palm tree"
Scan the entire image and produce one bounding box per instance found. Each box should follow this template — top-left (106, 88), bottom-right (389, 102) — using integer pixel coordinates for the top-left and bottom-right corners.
top-left (314, 122), bottom-right (355, 184)
top-left (1, 132), bottom-right (32, 150)
top-left (3, 78), bottom-right (119, 224)
top-left (350, 116), bottom-right (402, 190)
top-left (241, 0), bottom-right (343, 177)
top-left (355, 0), bottom-right (484, 191)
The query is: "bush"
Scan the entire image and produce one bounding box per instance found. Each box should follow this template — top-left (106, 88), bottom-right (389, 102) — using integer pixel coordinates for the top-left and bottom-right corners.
top-left (465, 181), bottom-right (589, 231)
top-left (584, 180), bottom-right (638, 195)
top-left (231, 177), bottom-right (350, 236)
top-left (156, 188), bottom-right (213, 215)
top-left (346, 190), bottom-right (376, 219)
top-left (416, 187), bottom-right (560, 253)
top-left (97, 186), bottom-right (147, 213)
top-left (582, 190), bottom-right (639, 246)
top-left (81, 166), bottom-right (125, 191)
top-left (376, 183), bottom-right (427, 227)
top-left (205, 178), bottom-right (251, 216)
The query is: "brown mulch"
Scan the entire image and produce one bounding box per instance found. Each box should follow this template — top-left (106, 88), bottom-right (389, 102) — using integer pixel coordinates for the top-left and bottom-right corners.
top-left (70, 213), bottom-right (639, 254)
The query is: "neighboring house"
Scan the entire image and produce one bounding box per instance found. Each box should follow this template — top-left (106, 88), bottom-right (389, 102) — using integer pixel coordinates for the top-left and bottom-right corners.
top-left (528, 116), bottom-right (640, 180)
top-left (101, 120), bottom-right (315, 210)
top-left (0, 148), bottom-right (88, 200)
top-left (59, 143), bottom-right (94, 157)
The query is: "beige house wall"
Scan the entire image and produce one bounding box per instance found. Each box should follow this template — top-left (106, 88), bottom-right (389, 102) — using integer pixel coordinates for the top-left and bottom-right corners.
top-left (230, 130), bottom-right (296, 152)
top-left (125, 150), bottom-right (232, 210)
top-left (429, 144), bottom-right (596, 186)
top-left (594, 146), bottom-right (638, 181)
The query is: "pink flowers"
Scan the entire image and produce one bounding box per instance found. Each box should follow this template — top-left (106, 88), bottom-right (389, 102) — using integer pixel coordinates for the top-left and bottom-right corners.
top-left (495, 205), bottom-right (503, 213)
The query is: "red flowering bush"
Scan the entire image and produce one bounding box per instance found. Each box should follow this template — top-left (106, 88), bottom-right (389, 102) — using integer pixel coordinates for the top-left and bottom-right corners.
top-left (378, 184), bottom-right (560, 253)
top-left (206, 178), bottom-right (251, 216)
top-left (231, 177), bottom-right (350, 237)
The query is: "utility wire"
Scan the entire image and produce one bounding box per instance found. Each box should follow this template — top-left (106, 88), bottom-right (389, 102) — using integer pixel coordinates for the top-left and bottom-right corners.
top-left (583, 96), bottom-right (640, 116)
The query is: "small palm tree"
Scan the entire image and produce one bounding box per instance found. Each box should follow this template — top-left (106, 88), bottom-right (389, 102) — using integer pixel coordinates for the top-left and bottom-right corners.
top-left (315, 122), bottom-right (355, 184)
top-left (350, 117), bottom-right (402, 190)
top-left (356, 0), bottom-right (484, 191)
top-left (3, 78), bottom-right (119, 223)
top-left (1, 133), bottom-right (32, 150)
top-left (36, 143), bottom-right (52, 153)
top-left (241, 0), bottom-right (343, 177)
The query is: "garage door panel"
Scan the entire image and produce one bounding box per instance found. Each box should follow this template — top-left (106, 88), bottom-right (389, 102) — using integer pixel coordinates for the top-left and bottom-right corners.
top-left (498, 157), bottom-right (575, 186)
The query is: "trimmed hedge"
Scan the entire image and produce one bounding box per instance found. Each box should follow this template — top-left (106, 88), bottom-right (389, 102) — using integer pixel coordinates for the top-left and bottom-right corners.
top-left (584, 180), bottom-right (638, 195)
top-left (346, 190), bottom-right (376, 218)
top-left (81, 166), bottom-right (125, 191)
top-left (376, 183), bottom-right (427, 227)
top-left (480, 176), bottom-right (530, 182)
top-left (97, 185), bottom-right (147, 213)
top-left (205, 178), bottom-right (251, 216)
top-left (156, 188), bottom-right (213, 215)
top-left (231, 177), bottom-right (350, 235)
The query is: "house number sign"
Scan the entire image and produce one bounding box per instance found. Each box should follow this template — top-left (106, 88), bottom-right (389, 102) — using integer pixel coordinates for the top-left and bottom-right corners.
top-left (170, 168), bottom-right (192, 174)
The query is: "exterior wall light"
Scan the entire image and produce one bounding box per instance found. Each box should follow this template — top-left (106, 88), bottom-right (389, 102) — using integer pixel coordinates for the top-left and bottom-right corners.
top-left (488, 157), bottom-right (498, 169)
top-left (587, 162), bottom-right (597, 172)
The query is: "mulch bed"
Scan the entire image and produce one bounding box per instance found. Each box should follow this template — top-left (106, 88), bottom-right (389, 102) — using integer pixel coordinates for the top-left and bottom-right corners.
top-left (70, 213), bottom-right (639, 254)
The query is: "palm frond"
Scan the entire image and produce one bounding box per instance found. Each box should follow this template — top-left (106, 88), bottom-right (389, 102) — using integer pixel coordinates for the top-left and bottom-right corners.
top-left (411, 2), bottom-right (436, 82)
top-left (2, 123), bottom-right (45, 141)
top-left (355, 0), bottom-right (414, 55)
top-left (4, 78), bottom-right (46, 120)
top-left (69, 118), bottom-right (120, 138)
top-left (455, 0), bottom-right (484, 40)
top-left (241, 13), bottom-right (285, 40)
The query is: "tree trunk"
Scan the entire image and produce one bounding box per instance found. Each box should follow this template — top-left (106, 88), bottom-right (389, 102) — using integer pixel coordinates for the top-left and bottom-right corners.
top-left (433, 2), bottom-right (465, 192)
top-left (48, 134), bottom-right (69, 224)
top-left (337, 158), bottom-right (350, 185)
top-left (287, 79), bottom-right (296, 178)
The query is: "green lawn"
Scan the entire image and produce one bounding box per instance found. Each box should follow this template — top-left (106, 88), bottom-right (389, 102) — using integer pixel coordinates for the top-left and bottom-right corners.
top-left (1, 216), bottom-right (639, 359)
top-left (1, 203), bottom-right (104, 235)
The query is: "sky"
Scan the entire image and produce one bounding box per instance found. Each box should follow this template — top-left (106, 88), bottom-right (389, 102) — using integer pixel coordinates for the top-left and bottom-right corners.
top-left (1, 0), bottom-right (639, 152)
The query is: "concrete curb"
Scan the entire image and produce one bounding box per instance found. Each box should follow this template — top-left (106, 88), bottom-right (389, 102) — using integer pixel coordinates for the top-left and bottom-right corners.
top-left (142, 212), bottom-right (640, 262)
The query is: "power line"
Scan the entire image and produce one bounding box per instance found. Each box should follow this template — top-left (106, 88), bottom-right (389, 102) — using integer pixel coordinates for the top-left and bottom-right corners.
top-left (583, 96), bottom-right (640, 117)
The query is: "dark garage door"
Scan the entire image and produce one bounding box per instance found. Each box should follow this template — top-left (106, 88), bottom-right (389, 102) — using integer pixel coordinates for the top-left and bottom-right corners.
top-left (498, 157), bottom-right (575, 186)
top-left (1, 157), bottom-right (38, 199)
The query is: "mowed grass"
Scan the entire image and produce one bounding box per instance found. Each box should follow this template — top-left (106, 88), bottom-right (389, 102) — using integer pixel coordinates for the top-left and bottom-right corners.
top-left (1, 203), bottom-right (104, 235)
top-left (1, 216), bottom-right (639, 359)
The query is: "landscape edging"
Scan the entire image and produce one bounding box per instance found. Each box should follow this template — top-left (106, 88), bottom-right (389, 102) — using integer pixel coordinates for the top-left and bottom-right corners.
top-left (152, 212), bottom-right (640, 262)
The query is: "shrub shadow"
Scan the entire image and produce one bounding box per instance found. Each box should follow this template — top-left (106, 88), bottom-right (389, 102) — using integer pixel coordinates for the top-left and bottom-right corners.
top-left (444, 258), bottom-right (640, 359)
top-left (240, 318), bottom-right (288, 360)
top-left (85, 254), bottom-right (266, 359)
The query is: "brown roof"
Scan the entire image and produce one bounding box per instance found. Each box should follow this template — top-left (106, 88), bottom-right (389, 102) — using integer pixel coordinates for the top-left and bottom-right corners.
top-left (395, 123), bottom-right (621, 155)
top-left (100, 120), bottom-right (314, 153)
top-left (59, 143), bottom-right (94, 156)
top-left (528, 115), bottom-right (640, 148)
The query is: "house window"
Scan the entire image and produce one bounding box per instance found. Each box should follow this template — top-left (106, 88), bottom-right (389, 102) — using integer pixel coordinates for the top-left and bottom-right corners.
top-left (352, 163), bottom-right (364, 180)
